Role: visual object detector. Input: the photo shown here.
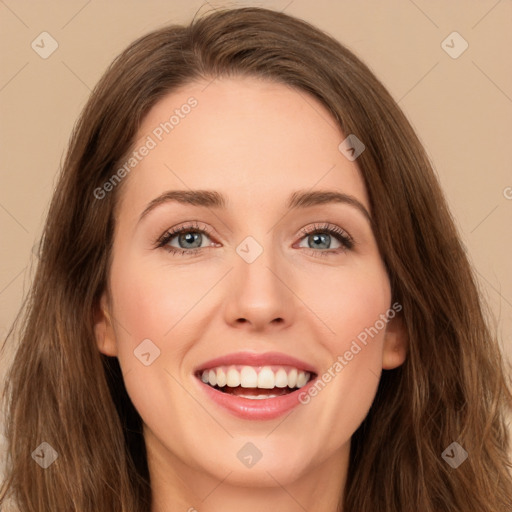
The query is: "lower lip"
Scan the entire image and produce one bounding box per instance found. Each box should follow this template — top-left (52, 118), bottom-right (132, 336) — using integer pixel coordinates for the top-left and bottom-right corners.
top-left (195, 376), bottom-right (317, 420)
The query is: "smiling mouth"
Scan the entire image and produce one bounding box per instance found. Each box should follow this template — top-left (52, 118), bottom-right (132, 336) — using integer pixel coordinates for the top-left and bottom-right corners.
top-left (195, 364), bottom-right (316, 400)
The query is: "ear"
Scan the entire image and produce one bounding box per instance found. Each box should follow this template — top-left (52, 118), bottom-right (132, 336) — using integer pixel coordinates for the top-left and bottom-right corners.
top-left (382, 313), bottom-right (408, 370)
top-left (93, 291), bottom-right (118, 357)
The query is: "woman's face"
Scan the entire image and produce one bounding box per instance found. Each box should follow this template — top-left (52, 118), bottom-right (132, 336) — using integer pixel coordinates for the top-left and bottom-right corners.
top-left (95, 76), bottom-right (407, 491)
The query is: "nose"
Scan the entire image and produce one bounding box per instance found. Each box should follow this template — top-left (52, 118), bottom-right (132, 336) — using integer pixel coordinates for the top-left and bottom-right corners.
top-left (223, 241), bottom-right (296, 332)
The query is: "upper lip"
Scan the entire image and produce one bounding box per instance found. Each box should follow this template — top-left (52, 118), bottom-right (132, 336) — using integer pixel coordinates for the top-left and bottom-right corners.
top-left (195, 351), bottom-right (318, 375)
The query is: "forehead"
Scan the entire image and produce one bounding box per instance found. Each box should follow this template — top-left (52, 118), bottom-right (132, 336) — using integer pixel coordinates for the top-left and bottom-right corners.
top-left (115, 76), bottom-right (369, 221)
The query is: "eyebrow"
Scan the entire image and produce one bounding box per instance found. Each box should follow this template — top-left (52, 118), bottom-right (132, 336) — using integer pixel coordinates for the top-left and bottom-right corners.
top-left (137, 189), bottom-right (372, 224)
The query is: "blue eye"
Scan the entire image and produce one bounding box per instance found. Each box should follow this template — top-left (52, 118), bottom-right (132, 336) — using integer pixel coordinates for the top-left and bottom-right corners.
top-left (295, 223), bottom-right (354, 257)
top-left (155, 221), bottom-right (354, 257)
top-left (155, 220), bottom-right (216, 256)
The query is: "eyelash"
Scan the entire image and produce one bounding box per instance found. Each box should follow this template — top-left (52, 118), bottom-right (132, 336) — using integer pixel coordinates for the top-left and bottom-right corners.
top-left (155, 221), bottom-right (354, 258)
top-left (297, 223), bottom-right (354, 257)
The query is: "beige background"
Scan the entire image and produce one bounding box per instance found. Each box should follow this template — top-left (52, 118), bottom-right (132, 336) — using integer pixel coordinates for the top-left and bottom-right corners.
top-left (0, 0), bottom-right (511, 459)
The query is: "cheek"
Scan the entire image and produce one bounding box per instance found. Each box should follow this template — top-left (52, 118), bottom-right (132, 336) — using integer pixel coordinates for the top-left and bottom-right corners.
top-left (330, 265), bottom-right (391, 381)
top-left (298, 263), bottom-right (391, 440)
top-left (109, 254), bottom-right (207, 343)
top-left (305, 259), bottom-right (391, 349)
top-left (106, 259), bottom-right (197, 436)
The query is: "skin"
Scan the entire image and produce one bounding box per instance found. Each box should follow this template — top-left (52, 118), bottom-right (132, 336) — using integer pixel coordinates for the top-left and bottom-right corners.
top-left (94, 76), bottom-right (408, 512)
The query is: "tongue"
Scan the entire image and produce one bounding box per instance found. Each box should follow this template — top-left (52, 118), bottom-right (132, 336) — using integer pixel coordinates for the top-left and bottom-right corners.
top-left (224, 386), bottom-right (291, 397)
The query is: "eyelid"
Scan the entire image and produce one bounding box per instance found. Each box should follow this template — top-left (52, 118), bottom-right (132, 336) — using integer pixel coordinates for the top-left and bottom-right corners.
top-left (154, 220), bottom-right (215, 249)
top-left (296, 222), bottom-right (354, 245)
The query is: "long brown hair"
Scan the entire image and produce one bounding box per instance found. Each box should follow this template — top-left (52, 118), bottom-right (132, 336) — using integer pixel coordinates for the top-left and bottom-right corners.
top-left (1, 6), bottom-right (511, 511)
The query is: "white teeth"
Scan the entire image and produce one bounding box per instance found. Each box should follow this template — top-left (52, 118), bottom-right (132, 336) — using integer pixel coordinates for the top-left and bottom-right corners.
top-left (257, 367), bottom-right (275, 389)
top-left (216, 368), bottom-right (227, 387)
top-left (240, 366), bottom-right (258, 388)
top-left (288, 368), bottom-right (298, 388)
top-left (274, 368), bottom-right (288, 388)
top-left (226, 368), bottom-right (240, 387)
top-left (200, 365), bottom-right (312, 390)
top-left (296, 371), bottom-right (308, 388)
